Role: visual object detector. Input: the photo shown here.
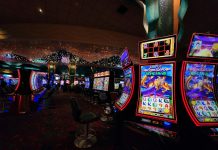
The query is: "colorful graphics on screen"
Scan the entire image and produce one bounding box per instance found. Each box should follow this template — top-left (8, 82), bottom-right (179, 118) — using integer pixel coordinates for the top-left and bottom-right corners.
top-left (137, 64), bottom-right (175, 120)
top-left (116, 67), bottom-right (133, 107)
top-left (184, 63), bottom-right (218, 122)
top-left (103, 77), bottom-right (109, 91)
top-left (140, 35), bottom-right (176, 60)
top-left (93, 77), bottom-right (109, 91)
top-left (120, 49), bottom-right (131, 68)
top-left (114, 83), bottom-right (119, 90)
top-left (188, 34), bottom-right (218, 58)
top-left (216, 73), bottom-right (218, 95)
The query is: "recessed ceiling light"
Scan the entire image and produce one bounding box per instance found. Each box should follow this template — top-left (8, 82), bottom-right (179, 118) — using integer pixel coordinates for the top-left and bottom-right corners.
top-left (38, 8), bottom-right (44, 14)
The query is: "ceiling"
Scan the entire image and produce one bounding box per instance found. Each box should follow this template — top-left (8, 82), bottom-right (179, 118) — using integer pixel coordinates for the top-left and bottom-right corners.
top-left (0, 0), bottom-right (144, 37)
top-left (0, 0), bottom-right (218, 60)
top-left (0, 0), bottom-right (218, 37)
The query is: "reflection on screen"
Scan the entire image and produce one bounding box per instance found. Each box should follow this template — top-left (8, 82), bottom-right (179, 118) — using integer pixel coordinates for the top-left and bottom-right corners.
top-left (184, 63), bottom-right (218, 122)
top-left (116, 67), bottom-right (133, 107)
top-left (137, 64), bottom-right (175, 120)
top-left (188, 34), bottom-right (218, 58)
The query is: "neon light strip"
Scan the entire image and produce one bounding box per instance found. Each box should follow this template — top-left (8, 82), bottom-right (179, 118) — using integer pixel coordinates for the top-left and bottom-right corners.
top-left (15, 69), bottom-right (21, 91)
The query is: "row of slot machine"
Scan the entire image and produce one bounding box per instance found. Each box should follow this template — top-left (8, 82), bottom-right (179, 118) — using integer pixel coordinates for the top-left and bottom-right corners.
top-left (114, 33), bottom-right (218, 148)
top-left (0, 68), bottom-right (49, 114)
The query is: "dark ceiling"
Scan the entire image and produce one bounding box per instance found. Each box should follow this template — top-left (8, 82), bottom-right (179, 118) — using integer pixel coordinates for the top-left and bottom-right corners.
top-left (0, 0), bottom-right (144, 37)
top-left (0, 0), bottom-right (218, 39)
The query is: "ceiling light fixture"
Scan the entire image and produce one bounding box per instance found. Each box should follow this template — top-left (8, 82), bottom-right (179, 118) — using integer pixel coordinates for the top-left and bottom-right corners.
top-left (38, 8), bottom-right (44, 14)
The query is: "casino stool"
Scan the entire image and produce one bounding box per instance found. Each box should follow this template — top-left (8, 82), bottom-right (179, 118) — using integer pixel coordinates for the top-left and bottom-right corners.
top-left (70, 97), bottom-right (99, 148)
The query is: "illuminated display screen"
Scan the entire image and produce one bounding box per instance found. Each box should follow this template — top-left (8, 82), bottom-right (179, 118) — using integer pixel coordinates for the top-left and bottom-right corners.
top-left (30, 71), bottom-right (47, 91)
top-left (120, 49), bottom-right (131, 68)
top-left (55, 75), bottom-right (60, 81)
top-left (188, 34), bottom-right (218, 58)
top-left (66, 80), bottom-right (70, 84)
top-left (60, 80), bottom-right (64, 85)
top-left (73, 80), bottom-right (78, 85)
top-left (137, 64), bottom-right (175, 120)
top-left (140, 35), bottom-right (176, 60)
top-left (216, 73), bottom-right (218, 95)
top-left (184, 63), bottom-right (218, 122)
top-left (103, 77), bottom-right (109, 91)
top-left (116, 67), bottom-right (133, 108)
top-left (93, 78), bottom-right (104, 91)
top-left (85, 77), bottom-right (90, 89)
top-left (114, 83), bottom-right (119, 90)
top-left (93, 77), bottom-right (110, 91)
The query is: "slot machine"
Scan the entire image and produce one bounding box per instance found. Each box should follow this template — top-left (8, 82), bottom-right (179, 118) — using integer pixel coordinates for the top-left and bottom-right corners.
top-left (92, 71), bottom-right (114, 104)
top-left (114, 49), bottom-right (138, 118)
top-left (181, 33), bottom-right (218, 146)
top-left (132, 35), bottom-right (179, 143)
top-left (29, 71), bottom-right (47, 102)
top-left (0, 68), bottom-right (20, 113)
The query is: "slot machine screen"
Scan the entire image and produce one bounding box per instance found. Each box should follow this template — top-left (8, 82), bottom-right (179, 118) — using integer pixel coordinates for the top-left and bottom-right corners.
top-left (136, 63), bottom-right (176, 120)
top-left (66, 80), bottom-right (70, 84)
top-left (60, 80), bottom-right (64, 85)
top-left (103, 77), bottom-right (109, 91)
top-left (120, 49), bottom-right (131, 68)
top-left (140, 35), bottom-right (176, 60)
top-left (184, 63), bottom-right (218, 122)
top-left (30, 71), bottom-right (47, 91)
top-left (216, 72), bottom-right (218, 95)
top-left (116, 67), bottom-right (133, 107)
top-left (93, 77), bottom-right (109, 91)
top-left (114, 83), bottom-right (119, 90)
top-left (85, 77), bottom-right (90, 89)
top-left (188, 33), bottom-right (218, 58)
top-left (93, 77), bottom-right (104, 91)
top-left (74, 80), bottom-right (78, 85)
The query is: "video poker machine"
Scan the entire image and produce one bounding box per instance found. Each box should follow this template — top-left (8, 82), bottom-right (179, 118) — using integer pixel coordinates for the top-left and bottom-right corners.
top-left (92, 71), bottom-right (114, 104)
top-left (132, 35), bottom-right (178, 140)
top-left (181, 33), bottom-right (218, 144)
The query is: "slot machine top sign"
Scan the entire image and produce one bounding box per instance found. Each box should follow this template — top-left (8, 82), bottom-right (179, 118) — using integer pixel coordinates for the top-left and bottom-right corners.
top-left (139, 35), bottom-right (176, 60)
top-left (120, 49), bottom-right (132, 68)
top-left (188, 33), bottom-right (218, 59)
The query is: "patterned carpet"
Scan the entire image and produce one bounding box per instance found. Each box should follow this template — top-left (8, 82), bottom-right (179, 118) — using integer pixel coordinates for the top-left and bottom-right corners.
top-left (0, 90), bottom-right (116, 150)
